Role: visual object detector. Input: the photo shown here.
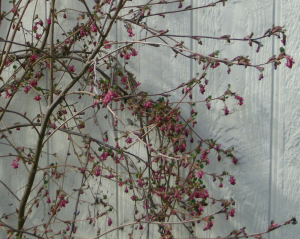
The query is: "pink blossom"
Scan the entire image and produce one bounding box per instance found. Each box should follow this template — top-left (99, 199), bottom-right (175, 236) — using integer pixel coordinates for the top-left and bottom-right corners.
top-left (35, 19), bottom-right (43, 26)
top-left (285, 56), bottom-right (295, 69)
top-left (108, 217), bottom-right (112, 226)
top-left (5, 60), bottom-right (11, 66)
top-left (131, 48), bottom-right (138, 56)
top-left (91, 23), bottom-right (97, 33)
top-left (34, 72), bottom-right (40, 78)
top-left (223, 106), bottom-right (229, 115)
top-left (29, 79), bottom-right (37, 87)
top-left (23, 86), bottom-right (30, 93)
top-left (196, 170), bottom-right (204, 179)
top-left (206, 102), bottom-right (211, 110)
top-left (228, 208), bottom-right (235, 217)
top-left (36, 33), bottom-right (42, 39)
top-left (46, 197), bottom-right (51, 203)
top-left (235, 95), bottom-right (244, 106)
top-left (131, 195), bottom-right (136, 201)
top-left (34, 94), bottom-right (42, 101)
top-left (103, 41), bottom-right (111, 49)
top-left (11, 7), bottom-right (19, 16)
top-left (212, 62), bottom-right (220, 68)
top-left (46, 18), bottom-right (51, 25)
top-left (68, 65), bottom-right (75, 72)
top-left (11, 158), bottom-right (20, 169)
top-left (124, 53), bottom-right (131, 60)
top-left (143, 100), bottom-right (152, 109)
top-left (121, 76), bottom-right (127, 85)
top-left (102, 90), bottom-right (118, 107)
top-left (94, 166), bottom-right (101, 177)
top-left (125, 137), bottom-right (133, 144)
top-left (127, 27), bottom-right (135, 37)
top-left (203, 220), bottom-right (214, 231)
top-left (229, 175), bottom-right (236, 185)
top-left (30, 54), bottom-right (38, 62)
top-left (79, 29), bottom-right (87, 38)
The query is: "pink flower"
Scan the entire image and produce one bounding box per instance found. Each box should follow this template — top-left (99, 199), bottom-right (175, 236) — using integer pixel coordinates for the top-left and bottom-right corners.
top-left (235, 95), bottom-right (244, 106)
top-left (11, 7), bottom-right (19, 16)
top-left (121, 76), bottom-right (127, 85)
top-left (46, 18), bottom-right (51, 25)
top-left (34, 94), bottom-right (42, 101)
top-left (125, 137), bottom-right (133, 144)
top-left (24, 86), bottom-right (30, 93)
top-left (285, 56), bottom-right (295, 69)
top-left (196, 170), bottom-right (204, 179)
top-left (68, 65), bottom-right (75, 72)
top-left (131, 48), bottom-right (138, 56)
top-left (143, 101), bottom-right (152, 109)
top-left (11, 158), bottom-right (20, 169)
top-left (46, 197), bottom-right (51, 203)
top-left (131, 195), bottom-right (136, 201)
top-left (229, 176), bottom-right (236, 185)
top-left (30, 54), bottom-right (38, 62)
top-left (5, 60), bottom-right (11, 66)
top-left (102, 90), bottom-right (118, 107)
top-left (94, 166), bottom-right (101, 177)
top-left (108, 217), bottom-right (112, 226)
top-left (223, 106), bottom-right (229, 115)
top-left (91, 23), bottom-right (97, 33)
top-left (38, 20), bottom-right (44, 26)
top-left (29, 79), bottom-right (37, 87)
top-left (228, 208), bottom-right (235, 217)
top-left (127, 27), bottom-right (135, 37)
top-left (36, 34), bottom-right (42, 39)
top-left (199, 84), bottom-right (205, 95)
top-left (103, 41), bottom-right (111, 49)
top-left (212, 62), bottom-right (220, 68)
top-left (79, 29), bottom-right (87, 38)
top-left (65, 225), bottom-right (70, 231)
top-left (124, 53), bottom-right (131, 60)
top-left (203, 220), bottom-right (214, 231)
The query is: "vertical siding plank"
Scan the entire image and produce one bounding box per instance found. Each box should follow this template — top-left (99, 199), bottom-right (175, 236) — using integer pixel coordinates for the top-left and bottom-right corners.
top-left (192, 1), bottom-right (274, 238)
top-left (274, 0), bottom-right (300, 238)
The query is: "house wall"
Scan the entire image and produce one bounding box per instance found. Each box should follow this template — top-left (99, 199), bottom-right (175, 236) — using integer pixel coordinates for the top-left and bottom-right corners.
top-left (0, 1), bottom-right (299, 238)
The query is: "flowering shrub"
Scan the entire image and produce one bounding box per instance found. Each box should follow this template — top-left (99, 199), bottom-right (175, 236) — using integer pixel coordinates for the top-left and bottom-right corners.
top-left (0, 0), bottom-right (297, 239)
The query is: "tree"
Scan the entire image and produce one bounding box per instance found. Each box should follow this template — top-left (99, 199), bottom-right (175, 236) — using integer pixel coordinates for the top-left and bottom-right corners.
top-left (0, 0), bottom-right (297, 238)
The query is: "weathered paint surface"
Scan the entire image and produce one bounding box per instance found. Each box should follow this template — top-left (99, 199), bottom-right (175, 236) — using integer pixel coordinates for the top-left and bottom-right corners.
top-left (0, 1), bottom-right (299, 238)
